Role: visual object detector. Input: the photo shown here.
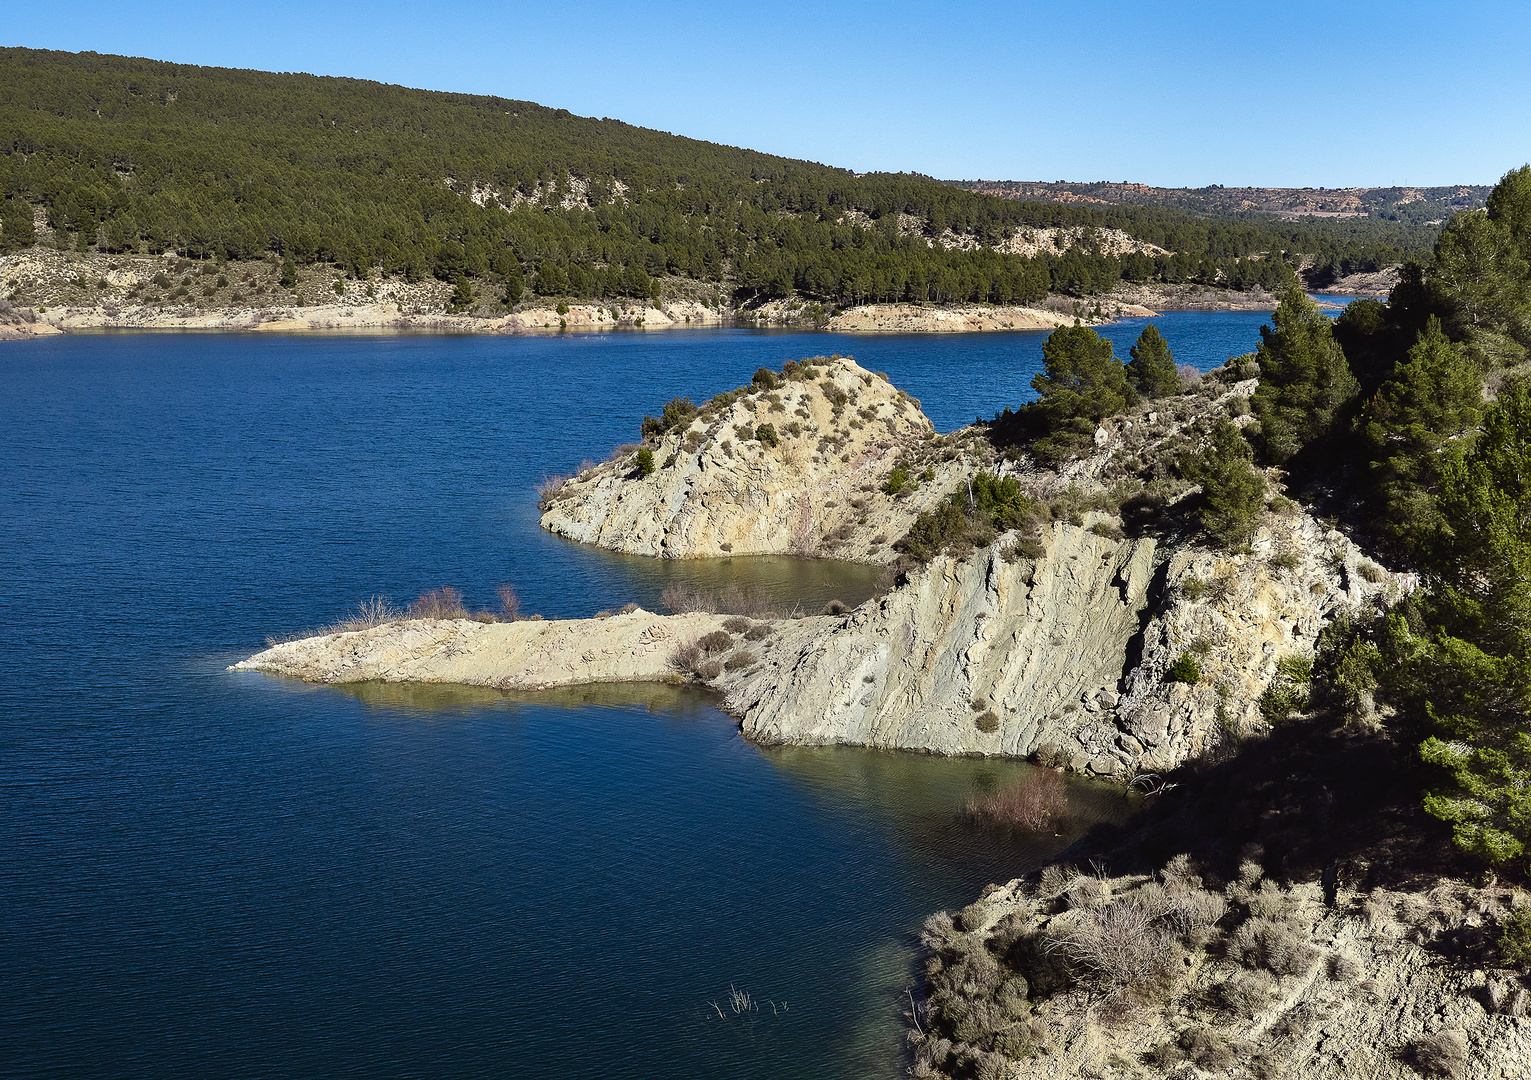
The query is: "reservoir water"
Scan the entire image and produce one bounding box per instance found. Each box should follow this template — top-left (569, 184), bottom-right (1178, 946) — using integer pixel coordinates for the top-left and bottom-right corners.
top-left (3, 311), bottom-right (1284, 1078)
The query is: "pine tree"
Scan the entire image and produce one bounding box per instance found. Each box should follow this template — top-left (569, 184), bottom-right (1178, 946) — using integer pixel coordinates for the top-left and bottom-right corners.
top-left (1125, 325), bottom-right (1180, 398)
top-left (1416, 380), bottom-right (1531, 868)
top-left (1359, 316), bottom-right (1481, 556)
top-left (1181, 421), bottom-right (1265, 548)
top-left (1028, 323), bottom-right (1137, 463)
top-left (1248, 288), bottom-right (1359, 464)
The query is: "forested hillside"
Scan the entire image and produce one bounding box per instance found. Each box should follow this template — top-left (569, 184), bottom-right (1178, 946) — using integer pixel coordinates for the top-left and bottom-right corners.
top-left (950, 179), bottom-right (1476, 287)
top-left (0, 47), bottom-right (1429, 306)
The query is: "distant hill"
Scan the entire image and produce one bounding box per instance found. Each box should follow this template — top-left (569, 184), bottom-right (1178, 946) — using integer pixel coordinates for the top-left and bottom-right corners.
top-left (0, 47), bottom-right (1450, 306)
top-left (948, 179), bottom-right (1488, 226)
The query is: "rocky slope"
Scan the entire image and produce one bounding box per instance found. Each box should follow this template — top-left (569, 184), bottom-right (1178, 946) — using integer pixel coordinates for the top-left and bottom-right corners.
top-left (917, 863), bottom-right (1531, 1080)
top-left (709, 503), bottom-right (1394, 777)
top-left (539, 356), bottom-right (960, 561)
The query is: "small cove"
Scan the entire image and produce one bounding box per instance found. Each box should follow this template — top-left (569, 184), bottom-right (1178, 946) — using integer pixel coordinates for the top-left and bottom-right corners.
top-left (3, 316), bottom-right (1279, 1077)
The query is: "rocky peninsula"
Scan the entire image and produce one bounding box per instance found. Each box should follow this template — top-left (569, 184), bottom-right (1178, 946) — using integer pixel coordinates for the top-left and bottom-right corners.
top-left (241, 356), bottom-right (1397, 779)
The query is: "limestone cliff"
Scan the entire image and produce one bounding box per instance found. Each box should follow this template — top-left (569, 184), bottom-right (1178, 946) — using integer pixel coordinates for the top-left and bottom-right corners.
top-left (708, 503), bottom-right (1394, 777)
top-left (246, 359), bottom-right (1402, 779)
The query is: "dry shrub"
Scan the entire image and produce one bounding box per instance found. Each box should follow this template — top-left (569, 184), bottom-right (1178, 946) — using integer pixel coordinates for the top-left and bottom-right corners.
top-left (1052, 896), bottom-right (1178, 991)
top-left (921, 910), bottom-right (956, 948)
top-left (1067, 875), bottom-right (1110, 910)
top-left (697, 629), bottom-right (734, 653)
top-left (974, 709), bottom-right (1000, 733)
top-left (409, 586), bottom-right (469, 620)
top-left (966, 770), bottom-right (1069, 832)
top-left (1408, 1030), bottom-right (1468, 1078)
top-left (723, 616), bottom-right (752, 633)
top-left (535, 472), bottom-right (571, 505)
top-left (1165, 887), bottom-right (1228, 941)
top-left (321, 595), bottom-right (401, 634)
top-left (661, 583), bottom-right (708, 614)
top-left (1038, 864), bottom-right (1077, 900)
top-left (1318, 951), bottom-right (1359, 984)
top-left (670, 638), bottom-right (702, 673)
top-left (1161, 853), bottom-right (1202, 890)
top-left (694, 659), bottom-right (722, 680)
top-left (1217, 968), bottom-right (1279, 1017)
top-left (1246, 880), bottom-right (1293, 921)
top-left (1032, 742), bottom-right (1070, 769)
top-left (1229, 917), bottom-right (1320, 977)
top-left (1177, 1026), bottom-right (1239, 1071)
top-left (822, 598), bottom-right (848, 615)
top-left (724, 649), bottom-right (757, 670)
top-left (497, 582), bottom-right (522, 621)
top-left (660, 583), bottom-right (774, 616)
top-left (744, 622), bottom-right (772, 641)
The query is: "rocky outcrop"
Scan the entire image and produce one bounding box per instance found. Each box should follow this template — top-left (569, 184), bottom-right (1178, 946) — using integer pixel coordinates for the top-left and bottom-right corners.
top-left (539, 356), bottom-right (959, 561)
top-left (710, 504), bottom-right (1395, 776)
top-left (721, 522), bottom-right (1156, 761)
top-left (232, 608), bottom-right (729, 689)
top-left (920, 868), bottom-right (1531, 1080)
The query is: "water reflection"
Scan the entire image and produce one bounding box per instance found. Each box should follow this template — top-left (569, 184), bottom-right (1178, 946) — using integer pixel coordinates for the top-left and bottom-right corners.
top-left (763, 744), bottom-right (1135, 892)
top-left (542, 541), bottom-right (888, 617)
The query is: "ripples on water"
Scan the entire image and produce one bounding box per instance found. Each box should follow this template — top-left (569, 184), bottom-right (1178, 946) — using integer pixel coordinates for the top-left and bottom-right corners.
top-left (0, 319), bottom-right (1278, 1078)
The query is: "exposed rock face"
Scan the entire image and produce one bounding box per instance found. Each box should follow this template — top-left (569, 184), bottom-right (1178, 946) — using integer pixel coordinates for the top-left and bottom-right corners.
top-left (539, 357), bottom-right (956, 561)
top-left (722, 523), bottom-right (1157, 761)
top-left (232, 609), bottom-right (729, 689)
top-left (714, 505), bottom-right (1394, 776)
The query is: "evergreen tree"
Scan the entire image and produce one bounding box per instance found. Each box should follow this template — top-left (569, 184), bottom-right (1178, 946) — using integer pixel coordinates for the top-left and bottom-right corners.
top-left (1415, 380), bottom-right (1531, 868)
top-left (1028, 323), bottom-right (1137, 463)
top-left (1358, 316), bottom-right (1481, 557)
top-left (503, 263), bottom-right (524, 305)
top-left (1181, 420), bottom-right (1265, 548)
top-left (1125, 325), bottom-right (1180, 398)
top-left (1248, 288), bottom-right (1360, 464)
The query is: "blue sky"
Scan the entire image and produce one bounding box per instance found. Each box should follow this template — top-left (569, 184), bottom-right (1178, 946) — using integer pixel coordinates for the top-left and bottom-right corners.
top-left (8, 0), bottom-right (1529, 187)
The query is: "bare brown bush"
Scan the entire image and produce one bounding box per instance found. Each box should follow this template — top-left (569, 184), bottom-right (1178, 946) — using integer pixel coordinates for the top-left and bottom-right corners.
top-left (966, 770), bottom-right (1069, 832)
top-left (408, 586), bottom-right (469, 620)
top-left (496, 582), bottom-right (522, 621)
top-left (1052, 896), bottom-right (1179, 991)
top-left (535, 472), bottom-right (571, 505)
top-left (697, 630), bottom-right (734, 653)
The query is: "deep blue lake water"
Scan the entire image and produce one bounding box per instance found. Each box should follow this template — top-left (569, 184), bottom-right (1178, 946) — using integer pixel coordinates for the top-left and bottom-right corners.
top-left (2, 312), bottom-right (1281, 1078)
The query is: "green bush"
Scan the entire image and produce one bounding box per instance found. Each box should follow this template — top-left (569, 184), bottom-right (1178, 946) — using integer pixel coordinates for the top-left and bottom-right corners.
top-left (1499, 909), bottom-right (1531, 969)
top-left (895, 472), bottom-right (1040, 564)
top-left (635, 448), bottom-right (654, 475)
top-left (884, 466), bottom-right (908, 495)
top-left (640, 396), bottom-right (699, 440)
top-left (755, 422), bottom-right (778, 447)
top-left (1169, 652), bottom-right (1201, 684)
